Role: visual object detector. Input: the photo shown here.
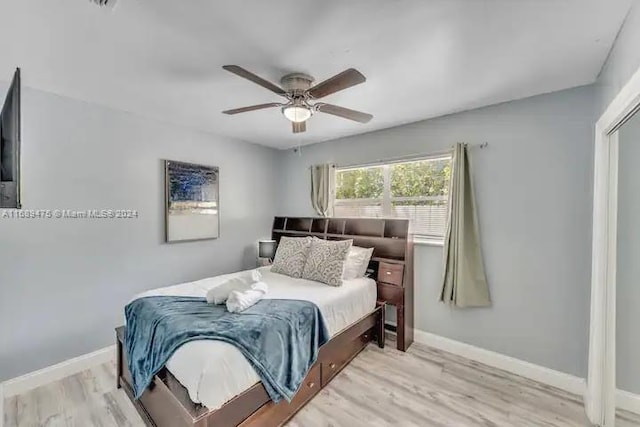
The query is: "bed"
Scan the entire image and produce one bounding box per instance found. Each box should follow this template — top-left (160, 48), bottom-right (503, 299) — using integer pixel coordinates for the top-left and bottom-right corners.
top-left (116, 217), bottom-right (412, 427)
top-left (132, 266), bottom-right (377, 411)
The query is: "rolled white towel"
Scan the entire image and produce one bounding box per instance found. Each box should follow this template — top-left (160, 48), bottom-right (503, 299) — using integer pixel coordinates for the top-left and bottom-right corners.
top-left (226, 282), bottom-right (268, 313)
top-left (206, 270), bottom-right (262, 304)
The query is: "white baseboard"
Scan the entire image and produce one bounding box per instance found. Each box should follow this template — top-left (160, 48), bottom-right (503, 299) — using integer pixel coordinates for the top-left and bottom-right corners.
top-left (1, 345), bottom-right (116, 398)
top-left (412, 329), bottom-right (587, 397)
top-left (617, 389), bottom-right (640, 415)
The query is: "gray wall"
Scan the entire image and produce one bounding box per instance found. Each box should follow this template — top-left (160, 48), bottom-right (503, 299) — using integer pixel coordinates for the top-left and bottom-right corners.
top-left (616, 110), bottom-right (640, 394)
top-left (596, 2), bottom-right (640, 116)
top-left (278, 85), bottom-right (596, 377)
top-left (0, 84), bottom-right (279, 381)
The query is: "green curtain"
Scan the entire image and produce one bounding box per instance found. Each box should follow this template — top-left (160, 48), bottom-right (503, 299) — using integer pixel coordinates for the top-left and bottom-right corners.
top-left (440, 143), bottom-right (491, 307)
top-left (310, 164), bottom-right (333, 217)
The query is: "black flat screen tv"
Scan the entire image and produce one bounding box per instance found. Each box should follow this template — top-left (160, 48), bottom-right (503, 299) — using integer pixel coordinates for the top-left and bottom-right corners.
top-left (0, 68), bottom-right (21, 208)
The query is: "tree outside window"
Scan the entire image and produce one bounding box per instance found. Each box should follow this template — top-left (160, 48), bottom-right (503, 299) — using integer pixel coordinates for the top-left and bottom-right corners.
top-left (334, 157), bottom-right (451, 238)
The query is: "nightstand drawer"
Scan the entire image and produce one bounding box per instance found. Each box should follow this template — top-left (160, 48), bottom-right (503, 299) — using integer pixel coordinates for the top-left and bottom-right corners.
top-left (377, 262), bottom-right (404, 286)
top-left (377, 282), bottom-right (403, 305)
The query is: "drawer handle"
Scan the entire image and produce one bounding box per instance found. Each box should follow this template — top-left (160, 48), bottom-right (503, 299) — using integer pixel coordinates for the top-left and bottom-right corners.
top-left (386, 271), bottom-right (392, 275)
top-left (329, 363), bottom-right (336, 369)
top-left (308, 381), bottom-right (316, 389)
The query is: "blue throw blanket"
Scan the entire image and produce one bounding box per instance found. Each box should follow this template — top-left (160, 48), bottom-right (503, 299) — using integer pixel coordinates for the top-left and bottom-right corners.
top-left (124, 296), bottom-right (329, 403)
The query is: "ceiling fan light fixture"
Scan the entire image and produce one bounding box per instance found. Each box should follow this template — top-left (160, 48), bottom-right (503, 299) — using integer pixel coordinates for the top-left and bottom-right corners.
top-left (282, 105), bottom-right (312, 123)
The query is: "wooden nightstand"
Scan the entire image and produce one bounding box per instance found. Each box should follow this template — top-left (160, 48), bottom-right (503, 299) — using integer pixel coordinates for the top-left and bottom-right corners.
top-left (376, 260), bottom-right (413, 352)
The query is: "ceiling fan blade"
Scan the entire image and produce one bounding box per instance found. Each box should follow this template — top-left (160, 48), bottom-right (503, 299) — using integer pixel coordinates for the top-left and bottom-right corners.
top-left (316, 103), bottom-right (373, 123)
top-left (222, 103), bottom-right (281, 115)
top-left (222, 65), bottom-right (287, 96)
top-left (307, 68), bottom-right (366, 99)
top-left (292, 121), bottom-right (306, 134)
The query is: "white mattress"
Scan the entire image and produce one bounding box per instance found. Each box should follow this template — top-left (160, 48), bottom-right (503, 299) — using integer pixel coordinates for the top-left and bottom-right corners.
top-left (133, 267), bottom-right (377, 410)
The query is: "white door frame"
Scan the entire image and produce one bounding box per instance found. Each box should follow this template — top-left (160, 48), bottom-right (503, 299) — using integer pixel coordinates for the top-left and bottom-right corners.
top-left (587, 65), bottom-right (640, 426)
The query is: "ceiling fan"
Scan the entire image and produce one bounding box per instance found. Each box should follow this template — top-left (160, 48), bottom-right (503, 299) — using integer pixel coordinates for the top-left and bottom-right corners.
top-left (221, 65), bottom-right (373, 134)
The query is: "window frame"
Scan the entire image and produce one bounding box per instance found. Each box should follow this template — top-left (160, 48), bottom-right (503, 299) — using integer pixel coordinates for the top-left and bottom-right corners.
top-left (333, 154), bottom-right (452, 243)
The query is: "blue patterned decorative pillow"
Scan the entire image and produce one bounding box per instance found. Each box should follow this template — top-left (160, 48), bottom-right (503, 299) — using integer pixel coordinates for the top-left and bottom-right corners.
top-left (271, 236), bottom-right (312, 278)
top-left (302, 238), bottom-right (353, 286)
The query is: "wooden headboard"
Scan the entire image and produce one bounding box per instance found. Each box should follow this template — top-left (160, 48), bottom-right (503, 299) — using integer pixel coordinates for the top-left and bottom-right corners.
top-left (271, 216), bottom-right (414, 351)
top-left (272, 216), bottom-right (411, 262)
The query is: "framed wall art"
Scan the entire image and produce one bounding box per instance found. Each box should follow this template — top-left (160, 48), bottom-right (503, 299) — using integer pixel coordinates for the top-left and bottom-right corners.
top-left (165, 160), bottom-right (219, 242)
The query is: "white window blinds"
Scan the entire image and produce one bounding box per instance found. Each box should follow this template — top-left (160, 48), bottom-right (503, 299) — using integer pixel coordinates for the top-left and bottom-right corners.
top-left (334, 156), bottom-right (451, 239)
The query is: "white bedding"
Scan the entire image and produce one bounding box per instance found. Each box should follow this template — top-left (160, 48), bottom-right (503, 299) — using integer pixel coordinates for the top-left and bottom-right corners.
top-left (133, 266), bottom-right (377, 410)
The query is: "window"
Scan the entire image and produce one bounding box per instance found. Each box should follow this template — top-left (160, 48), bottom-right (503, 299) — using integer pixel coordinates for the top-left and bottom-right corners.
top-left (334, 156), bottom-right (452, 239)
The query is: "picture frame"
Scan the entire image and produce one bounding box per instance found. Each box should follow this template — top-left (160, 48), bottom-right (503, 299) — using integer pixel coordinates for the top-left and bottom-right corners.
top-left (164, 160), bottom-right (219, 243)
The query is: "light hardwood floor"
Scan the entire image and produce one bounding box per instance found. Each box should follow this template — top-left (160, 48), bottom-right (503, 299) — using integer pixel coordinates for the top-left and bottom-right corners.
top-left (4, 339), bottom-right (640, 427)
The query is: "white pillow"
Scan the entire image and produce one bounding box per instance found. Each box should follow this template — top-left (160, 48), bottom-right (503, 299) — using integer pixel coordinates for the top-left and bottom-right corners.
top-left (342, 246), bottom-right (374, 280)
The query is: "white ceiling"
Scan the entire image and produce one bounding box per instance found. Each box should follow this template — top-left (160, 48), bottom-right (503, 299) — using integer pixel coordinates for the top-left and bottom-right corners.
top-left (0, 0), bottom-right (632, 149)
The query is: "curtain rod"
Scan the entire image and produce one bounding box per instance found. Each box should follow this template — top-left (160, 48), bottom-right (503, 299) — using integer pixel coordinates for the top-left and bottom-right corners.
top-left (331, 142), bottom-right (488, 170)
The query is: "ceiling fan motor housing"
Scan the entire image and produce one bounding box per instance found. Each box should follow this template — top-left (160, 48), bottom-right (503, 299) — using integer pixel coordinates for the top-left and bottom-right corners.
top-left (280, 73), bottom-right (314, 93)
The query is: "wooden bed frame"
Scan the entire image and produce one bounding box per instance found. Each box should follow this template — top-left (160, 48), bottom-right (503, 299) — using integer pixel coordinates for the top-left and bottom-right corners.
top-left (116, 217), bottom-right (413, 427)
